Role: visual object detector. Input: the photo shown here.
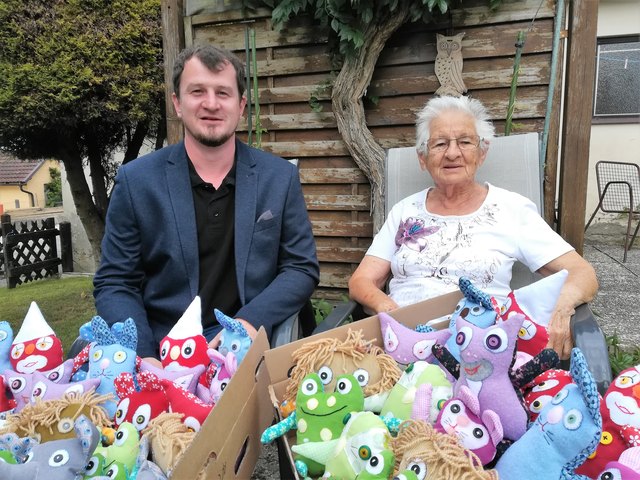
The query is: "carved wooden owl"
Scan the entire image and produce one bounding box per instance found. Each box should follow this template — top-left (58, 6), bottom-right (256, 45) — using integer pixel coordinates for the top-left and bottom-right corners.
top-left (434, 32), bottom-right (467, 97)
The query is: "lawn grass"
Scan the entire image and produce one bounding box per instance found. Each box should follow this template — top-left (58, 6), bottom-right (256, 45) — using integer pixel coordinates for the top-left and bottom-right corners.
top-left (0, 275), bottom-right (96, 354)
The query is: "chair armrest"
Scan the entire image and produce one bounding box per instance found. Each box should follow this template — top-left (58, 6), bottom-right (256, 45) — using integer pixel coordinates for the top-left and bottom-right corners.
top-left (312, 300), bottom-right (361, 335)
top-left (271, 313), bottom-right (299, 349)
top-left (570, 303), bottom-right (613, 395)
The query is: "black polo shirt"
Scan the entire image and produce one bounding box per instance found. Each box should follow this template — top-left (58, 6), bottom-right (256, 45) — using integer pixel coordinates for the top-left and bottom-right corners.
top-left (188, 159), bottom-right (241, 328)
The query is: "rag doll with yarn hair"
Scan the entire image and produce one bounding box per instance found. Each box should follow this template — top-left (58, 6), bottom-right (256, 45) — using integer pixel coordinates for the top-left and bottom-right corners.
top-left (144, 412), bottom-right (197, 477)
top-left (281, 329), bottom-right (401, 416)
top-left (0, 389), bottom-right (112, 443)
top-left (392, 419), bottom-right (498, 479)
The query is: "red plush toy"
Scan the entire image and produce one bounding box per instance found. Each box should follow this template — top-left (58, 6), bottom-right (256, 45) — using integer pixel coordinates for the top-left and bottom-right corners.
top-left (10, 302), bottom-right (63, 374)
top-left (577, 364), bottom-right (640, 477)
top-left (523, 368), bottom-right (574, 422)
top-left (161, 378), bottom-right (214, 432)
top-left (114, 371), bottom-right (169, 431)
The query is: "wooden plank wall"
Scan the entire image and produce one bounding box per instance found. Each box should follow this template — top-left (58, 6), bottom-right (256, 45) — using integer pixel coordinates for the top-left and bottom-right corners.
top-left (184, 0), bottom-right (558, 301)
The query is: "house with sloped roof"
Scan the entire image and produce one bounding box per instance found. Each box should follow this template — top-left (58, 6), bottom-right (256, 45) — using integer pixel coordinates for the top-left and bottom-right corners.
top-left (0, 152), bottom-right (59, 214)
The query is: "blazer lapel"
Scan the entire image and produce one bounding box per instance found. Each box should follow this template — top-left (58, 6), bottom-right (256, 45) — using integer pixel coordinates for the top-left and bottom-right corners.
top-left (166, 143), bottom-right (199, 298)
top-left (235, 141), bottom-right (257, 302)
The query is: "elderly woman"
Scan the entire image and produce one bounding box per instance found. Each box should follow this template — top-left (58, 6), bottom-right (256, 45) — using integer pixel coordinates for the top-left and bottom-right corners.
top-left (349, 95), bottom-right (598, 359)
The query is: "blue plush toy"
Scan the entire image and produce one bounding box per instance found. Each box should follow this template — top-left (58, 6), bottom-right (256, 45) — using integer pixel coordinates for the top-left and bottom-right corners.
top-left (444, 277), bottom-right (499, 361)
top-left (0, 321), bottom-right (14, 374)
top-left (86, 317), bottom-right (138, 418)
top-left (214, 309), bottom-right (252, 365)
top-left (495, 348), bottom-right (602, 480)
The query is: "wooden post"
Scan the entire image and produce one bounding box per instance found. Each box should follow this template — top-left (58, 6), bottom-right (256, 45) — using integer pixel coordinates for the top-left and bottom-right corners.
top-left (162, 0), bottom-right (185, 145)
top-left (59, 221), bottom-right (73, 273)
top-left (557, 0), bottom-right (599, 254)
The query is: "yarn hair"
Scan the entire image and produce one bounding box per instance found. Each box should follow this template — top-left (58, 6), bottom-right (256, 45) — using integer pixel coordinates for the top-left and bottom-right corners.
top-left (393, 419), bottom-right (498, 480)
top-left (144, 412), bottom-right (196, 476)
top-left (283, 329), bottom-right (401, 404)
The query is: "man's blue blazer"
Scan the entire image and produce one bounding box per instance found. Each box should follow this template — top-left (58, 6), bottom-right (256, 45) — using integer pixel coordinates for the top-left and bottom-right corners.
top-left (93, 139), bottom-right (319, 358)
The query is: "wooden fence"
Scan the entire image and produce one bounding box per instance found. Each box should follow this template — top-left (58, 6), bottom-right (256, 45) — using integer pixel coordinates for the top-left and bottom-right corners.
top-left (175, 0), bottom-right (564, 300)
top-left (0, 214), bottom-right (73, 289)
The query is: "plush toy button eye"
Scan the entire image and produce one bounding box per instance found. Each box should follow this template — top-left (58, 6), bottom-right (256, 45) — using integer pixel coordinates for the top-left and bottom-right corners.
top-left (484, 328), bottom-right (508, 353)
top-left (353, 368), bottom-right (369, 387)
top-left (113, 350), bottom-right (128, 364)
top-left (366, 453), bottom-right (385, 475)
top-left (563, 409), bottom-right (583, 431)
top-left (301, 377), bottom-right (319, 396)
top-left (336, 377), bottom-right (353, 395)
top-left (408, 460), bottom-right (427, 480)
top-left (85, 455), bottom-right (102, 475)
top-left (318, 366), bottom-right (333, 385)
top-left (456, 327), bottom-right (473, 350)
top-left (9, 377), bottom-right (26, 393)
top-left (106, 464), bottom-right (121, 478)
top-left (114, 427), bottom-right (129, 446)
top-left (92, 349), bottom-right (103, 362)
top-left (552, 388), bottom-right (569, 405)
top-left (58, 417), bottom-right (75, 434)
top-left (182, 339), bottom-right (196, 358)
top-left (48, 449), bottom-right (70, 467)
top-left (470, 305), bottom-right (486, 316)
top-left (358, 445), bottom-right (371, 460)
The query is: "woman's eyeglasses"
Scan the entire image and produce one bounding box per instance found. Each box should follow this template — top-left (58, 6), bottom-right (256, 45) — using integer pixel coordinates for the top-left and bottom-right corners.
top-left (425, 135), bottom-right (481, 154)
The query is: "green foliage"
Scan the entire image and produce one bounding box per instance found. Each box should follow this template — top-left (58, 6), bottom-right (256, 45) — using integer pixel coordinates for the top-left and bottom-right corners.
top-left (0, 0), bottom-right (164, 160)
top-left (253, 0), bottom-right (502, 57)
top-left (1, 276), bottom-right (96, 354)
top-left (311, 298), bottom-right (334, 325)
top-left (45, 167), bottom-right (63, 207)
top-left (607, 332), bottom-right (640, 378)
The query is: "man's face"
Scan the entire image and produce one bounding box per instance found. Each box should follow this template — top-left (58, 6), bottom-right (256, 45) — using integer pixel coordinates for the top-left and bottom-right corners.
top-left (172, 57), bottom-right (246, 148)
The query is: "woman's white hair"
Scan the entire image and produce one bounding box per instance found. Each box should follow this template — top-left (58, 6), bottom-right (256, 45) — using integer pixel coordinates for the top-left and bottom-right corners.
top-left (415, 96), bottom-right (496, 154)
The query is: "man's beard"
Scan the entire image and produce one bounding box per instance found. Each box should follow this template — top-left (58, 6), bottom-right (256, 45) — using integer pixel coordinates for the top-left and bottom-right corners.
top-left (187, 124), bottom-right (234, 148)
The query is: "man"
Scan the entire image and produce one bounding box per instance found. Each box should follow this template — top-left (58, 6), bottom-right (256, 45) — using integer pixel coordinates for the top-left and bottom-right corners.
top-left (93, 44), bottom-right (319, 358)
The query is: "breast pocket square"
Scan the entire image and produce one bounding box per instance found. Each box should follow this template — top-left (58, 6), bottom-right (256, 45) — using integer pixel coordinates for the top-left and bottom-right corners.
top-left (257, 210), bottom-right (273, 222)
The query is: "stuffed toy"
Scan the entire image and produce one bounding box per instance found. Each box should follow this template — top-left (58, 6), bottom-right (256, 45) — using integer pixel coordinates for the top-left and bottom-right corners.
top-left (393, 419), bottom-right (498, 479)
top-left (159, 296), bottom-right (209, 378)
top-left (139, 359), bottom-right (204, 395)
top-left (433, 312), bottom-right (559, 441)
top-left (292, 411), bottom-right (394, 480)
top-left (499, 269), bottom-right (568, 357)
top-left (0, 431), bottom-right (34, 464)
top-left (282, 329), bottom-right (401, 415)
top-left (78, 316), bottom-right (139, 417)
top-left (214, 309), bottom-right (252, 365)
top-left (41, 358), bottom-right (76, 384)
top-left (144, 412), bottom-right (196, 476)
top-left (523, 368), bottom-right (574, 423)
top-left (0, 414), bottom-right (100, 479)
top-left (0, 375), bottom-right (16, 413)
top-left (114, 371), bottom-right (169, 431)
top-left (495, 348), bottom-right (602, 480)
top-left (1, 389), bottom-right (112, 444)
top-left (4, 368), bottom-right (100, 412)
top-left (196, 348), bottom-right (237, 404)
top-left (368, 361), bottom-right (451, 425)
top-left (444, 277), bottom-right (500, 361)
top-left (434, 385), bottom-right (503, 466)
top-left (379, 312), bottom-right (450, 366)
top-left (262, 373), bottom-right (365, 478)
top-left (596, 446), bottom-right (640, 480)
top-left (88, 435), bottom-right (167, 480)
top-left (94, 422), bottom-right (141, 477)
top-left (10, 302), bottom-right (63, 374)
top-left (577, 363), bottom-right (640, 477)
top-left (0, 321), bottom-right (14, 373)
top-left (159, 378), bottom-right (213, 432)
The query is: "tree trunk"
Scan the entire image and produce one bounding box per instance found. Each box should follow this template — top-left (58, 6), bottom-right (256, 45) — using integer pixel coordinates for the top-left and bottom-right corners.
top-left (59, 147), bottom-right (105, 270)
top-left (86, 138), bottom-right (109, 222)
top-left (331, 5), bottom-right (411, 232)
top-left (123, 120), bottom-right (150, 165)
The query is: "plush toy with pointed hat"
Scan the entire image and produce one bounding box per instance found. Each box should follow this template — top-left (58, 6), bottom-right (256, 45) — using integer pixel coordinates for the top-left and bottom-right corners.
top-left (10, 302), bottom-right (64, 374)
top-left (596, 446), bottom-right (640, 480)
top-left (159, 296), bottom-right (209, 373)
top-left (500, 269), bottom-right (568, 357)
top-left (214, 309), bottom-right (252, 365)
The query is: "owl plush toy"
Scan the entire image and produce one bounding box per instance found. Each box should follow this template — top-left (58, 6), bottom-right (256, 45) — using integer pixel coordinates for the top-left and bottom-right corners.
top-left (159, 296), bottom-right (210, 374)
top-left (113, 371), bottom-right (169, 432)
top-left (10, 302), bottom-right (63, 374)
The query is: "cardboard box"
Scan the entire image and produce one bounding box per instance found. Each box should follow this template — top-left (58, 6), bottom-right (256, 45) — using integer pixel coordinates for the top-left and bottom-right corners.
top-left (264, 291), bottom-right (463, 478)
top-left (171, 327), bottom-right (273, 479)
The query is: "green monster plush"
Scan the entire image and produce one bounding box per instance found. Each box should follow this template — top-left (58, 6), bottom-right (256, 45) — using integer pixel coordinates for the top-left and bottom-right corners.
top-left (292, 410), bottom-right (394, 480)
top-left (392, 470), bottom-right (420, 480)
top-left (261, 373), bottom-right (364, 478)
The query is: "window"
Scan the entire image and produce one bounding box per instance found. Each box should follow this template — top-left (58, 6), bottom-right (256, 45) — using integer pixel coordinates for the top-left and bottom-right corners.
top-left (14, 199), bottom-right (20, 209)
top-left (593, 35), bottom-right (640, 123)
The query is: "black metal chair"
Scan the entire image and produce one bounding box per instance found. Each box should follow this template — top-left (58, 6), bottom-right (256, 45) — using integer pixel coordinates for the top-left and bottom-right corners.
top-left (585, 161), bottom-right (640, 263)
